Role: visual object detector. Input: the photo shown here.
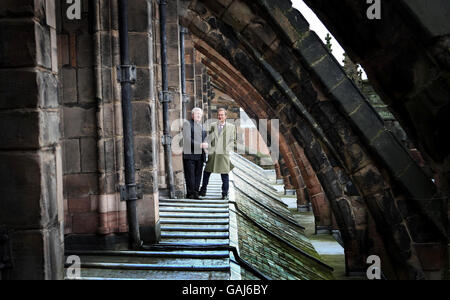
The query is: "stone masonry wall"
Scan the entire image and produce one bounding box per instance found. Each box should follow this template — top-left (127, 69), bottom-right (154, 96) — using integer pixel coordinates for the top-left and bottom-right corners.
top-left (153, 0), bottom-right (185, 198)
top-left (129, 0), bottom-right (160, 243)
top-left (59, 0), bottom-right (104, 237)
top-left (60, 0), bottom-right (160, 244)
top-left (0, 0), bottom-right (64, 279)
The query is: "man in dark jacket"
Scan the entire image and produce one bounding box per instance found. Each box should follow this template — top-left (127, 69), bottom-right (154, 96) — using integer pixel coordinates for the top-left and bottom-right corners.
top-left (183, 107), bottom-right (208, 199)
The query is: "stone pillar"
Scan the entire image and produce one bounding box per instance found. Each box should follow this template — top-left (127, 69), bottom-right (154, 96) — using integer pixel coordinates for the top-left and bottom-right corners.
top-left (154, 0), bottom-right (184, 198)
top-left (129, 0), bottom-right (160, 243)
top-left (60, 0), bottom-right (104, 239)
top-left (205, 74), bottom-right (213, 119)
top-left (0, 0), bottom-right (64, 279)
top-left (195, 46), bottom-right (204, 109)
top-left (60, 0), bottom-right (129, 247)
top-left (201, 72), bottom-right (209, 113)
top-left (61, 0), bottom-right (160, 247)
top-left (293, 144), bottom-right (332, 234)
top-left (184, 32), bottom-right (196, 115)
top-left (279, 158), bottom-right (294, 190)
top-left (274, 163), bottom-right (283, 180)
top-left (279, 135), bottom-right (307, 206)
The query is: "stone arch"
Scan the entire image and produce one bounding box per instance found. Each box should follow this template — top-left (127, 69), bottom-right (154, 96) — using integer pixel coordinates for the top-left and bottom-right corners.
top-left (179, 0), bottom-right (447, 278)
top-left (200, 44), bottom-right (332, 232)
top-left (304, 0), bottom-right (450, 196)
top-left (201, 54), bottom-right (308, 205)
top-left (182, 12), bottom-right (373, 275)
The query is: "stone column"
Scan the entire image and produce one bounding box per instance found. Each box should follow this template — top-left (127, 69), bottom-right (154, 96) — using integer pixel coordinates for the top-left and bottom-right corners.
top-left (293, 144), bottom-right (332, 234)
top-left (207, 76), bottom-right (213, 119)
top-left (153, 0), bottom-right (184, 198)
top-left (279, 158), bottom-right (294, 190)
top-left (60, 0), bottom-right (128, 246)
top-left (0, 0), bottom-right (64, 279)
top-left (279, 135), bottom-right (307, 206)
top-left (201, 72), bottom-right (209, 112)
top-left (274, 163), bottom-right (283, 181)
top-left (195, 46), bottom-right (204, 109)
top-left (129, 0), bottom-right (160, 243)
top-left (60, 0), bottom-right (104, 239)
top-left (60, 0), bottom-right (160, 246)
top-left (184, 32), bottom-right (196, 115)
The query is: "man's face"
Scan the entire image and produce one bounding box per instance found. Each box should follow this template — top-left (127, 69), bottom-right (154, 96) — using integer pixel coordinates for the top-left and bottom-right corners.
top-left (192, 111), bottom-right (203, 123)
top-left (218, 111), bottom-right (227, 123)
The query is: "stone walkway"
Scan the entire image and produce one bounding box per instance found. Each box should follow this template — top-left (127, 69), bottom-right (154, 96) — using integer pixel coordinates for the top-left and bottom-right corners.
top-left (65, 174), bottom-right (232, 280)
top-left (65, 155), bottom-right (339, 280)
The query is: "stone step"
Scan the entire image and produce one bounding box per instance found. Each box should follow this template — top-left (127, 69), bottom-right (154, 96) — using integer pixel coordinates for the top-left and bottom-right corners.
top-left (202, 193), bottom-right (226, 196)
top-left (66, 262), bottom-right (230, 272)
top-left (159, 212), bottom-right (230, 219)
top-left (160, 207), bottom-right (229, 213)
top-left (159, 238), bottom-right (230, 245)
top-left (158, 241), bottom-right (230, 247)
top-left (66, 250), bottom-right (230, 259)
top-left (161, 225), bottom-right (229, 232)
top-left (160, 219), bottom-right (230, 225)
top-left (200, 197), bottom-right (227, 201)
top-left (67, 269), bottom-right (230, 280)
top-left (69, 255), bottom-right (229, 266)
top-left (160, 199), bottom-right (228, 204)
top-left (160, 203), bottom-right (229, 208)
top-left (161, 232), bottom-right (229, 239)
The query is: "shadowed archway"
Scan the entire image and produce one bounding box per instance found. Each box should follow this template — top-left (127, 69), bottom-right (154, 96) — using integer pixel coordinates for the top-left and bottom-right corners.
top-left (178, 0), bottom-right (448, 279)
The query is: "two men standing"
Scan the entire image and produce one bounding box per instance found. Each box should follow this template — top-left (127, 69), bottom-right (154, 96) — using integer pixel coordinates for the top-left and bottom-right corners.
top-left (182, 108), bottom-right (236, 200)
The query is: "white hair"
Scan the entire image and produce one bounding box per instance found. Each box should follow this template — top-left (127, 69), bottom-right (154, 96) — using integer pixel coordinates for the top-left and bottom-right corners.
top-left (191, 107), bottom-right (203, 115)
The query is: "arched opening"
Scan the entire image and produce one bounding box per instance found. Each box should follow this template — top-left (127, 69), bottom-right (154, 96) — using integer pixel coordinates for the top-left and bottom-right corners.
top-left (179, 0), bottom-right (447, 279)
top-left (0, 0), bottom-right (447, 280)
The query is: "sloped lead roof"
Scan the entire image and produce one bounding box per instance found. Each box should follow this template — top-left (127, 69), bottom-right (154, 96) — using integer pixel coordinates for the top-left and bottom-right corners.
top-left (230, 153), bottom-right (334, 280)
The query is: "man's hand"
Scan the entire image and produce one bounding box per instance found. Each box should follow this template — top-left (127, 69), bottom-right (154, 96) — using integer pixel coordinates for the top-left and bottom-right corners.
top-left (201, 143), bottom-right (209, 149)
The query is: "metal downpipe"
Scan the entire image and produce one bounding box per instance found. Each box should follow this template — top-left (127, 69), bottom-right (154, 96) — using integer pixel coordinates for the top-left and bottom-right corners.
top-left (159, 0), bottom-right (176, 199)
top-left (118, 0), bottom-right (142, 249)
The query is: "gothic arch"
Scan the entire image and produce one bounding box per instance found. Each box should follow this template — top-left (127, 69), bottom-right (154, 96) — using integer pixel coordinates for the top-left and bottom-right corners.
top-left (199, 44), bottom-right (333, 232)
top-left (179, 0), bottom-right (447, 279)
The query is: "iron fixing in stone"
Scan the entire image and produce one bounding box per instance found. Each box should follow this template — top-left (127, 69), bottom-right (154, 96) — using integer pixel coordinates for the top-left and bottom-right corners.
top-left (120, 184), bottom-right (143, 202)
top-left (162, 134), bottom-right (173, 146)
top-left (159, 90), bottom-right (174, 103)
top-left (182, 93), bottom-right (190, 104)
top-left (117, 65), bottom-right (137, 84)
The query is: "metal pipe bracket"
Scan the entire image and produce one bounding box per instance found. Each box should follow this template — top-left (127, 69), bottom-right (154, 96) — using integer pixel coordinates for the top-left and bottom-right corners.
top-left (117, 65), bottom-right (137, 84)
top-left (159, 91), bottom-right (174, 103)
top-left (120, 183), bottom-right (143, 202)
top-left (162, 134), bottom-right (173, 146)
top-left (182, 93), bottom-right (190, 104)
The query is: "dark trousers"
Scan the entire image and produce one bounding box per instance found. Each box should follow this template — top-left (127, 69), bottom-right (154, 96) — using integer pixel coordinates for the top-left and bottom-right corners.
top-left (200, 171), bottom-right (230, 196)
top-left (183, 159), bottom-right (204, 197)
